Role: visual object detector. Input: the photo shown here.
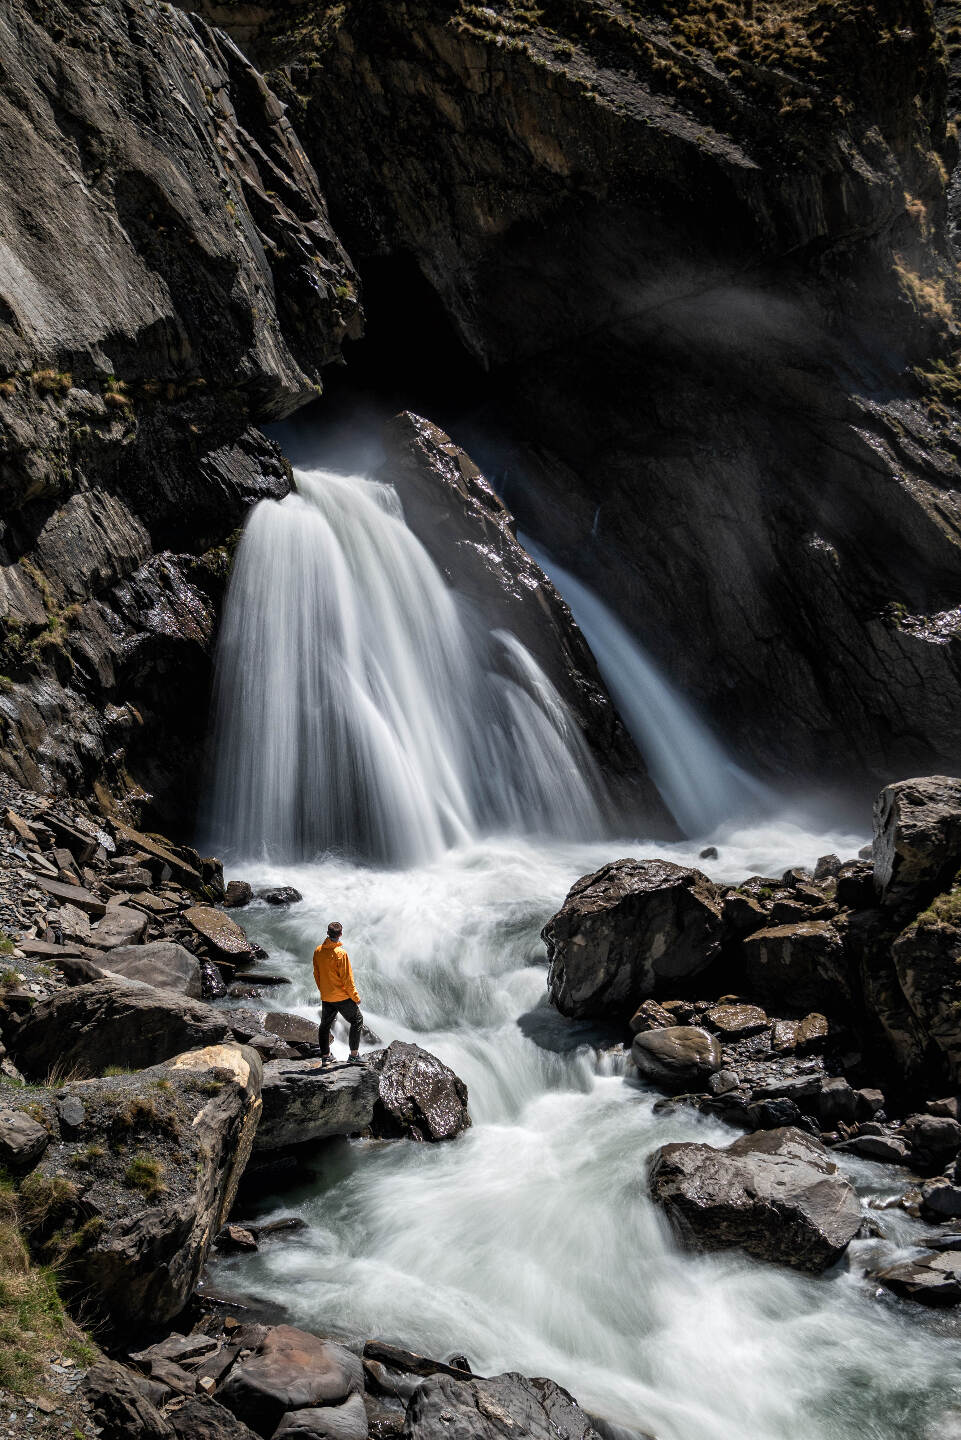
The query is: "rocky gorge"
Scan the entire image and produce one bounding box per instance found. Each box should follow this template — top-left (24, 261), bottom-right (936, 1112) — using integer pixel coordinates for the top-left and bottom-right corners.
top-left (4, 0), bottom-right (961, 1437)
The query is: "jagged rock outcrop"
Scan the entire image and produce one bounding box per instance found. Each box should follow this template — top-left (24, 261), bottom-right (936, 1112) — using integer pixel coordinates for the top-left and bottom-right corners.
top-left (15, 1042), bottom-right (263, 1333)
top-left (368, 1040), bottom-right (472, 1142)
top-left (381, 412), bottom-right (665, 818)
top-left (648, 1126), bottom-right (862, 1272)
top-left (204, 0), bottom-right (961, 796)
top-left (544, 859), bottom-right (724, 1019)
top-left (0, 0), bottom-right (360, 827)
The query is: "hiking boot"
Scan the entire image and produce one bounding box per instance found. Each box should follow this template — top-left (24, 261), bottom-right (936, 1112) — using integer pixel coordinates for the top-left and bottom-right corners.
top-left (347, 1054), bottom-right (365, 1066)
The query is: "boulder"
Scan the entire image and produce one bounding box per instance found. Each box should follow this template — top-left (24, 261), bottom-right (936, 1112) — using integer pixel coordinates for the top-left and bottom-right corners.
top-left (8, 979), bottom-right (232, 1079)
top-left (168, 1398), bottom-right (261, 1440)
top-left (543, 859), bottom-right (724, 1020)
top-left (254, 1059), bottom-right (379, 1152)
top-left (272, 1396), bottom-right (368, 1440)
top-left (648, 1126), bottom-right (862, 1272)
top-left (102, 941), bottom-right (203, 998)
top-left (258, 887), bottom-right (304, 906)
top-left (874, 1251), bottom-right (961, 1306)
top-left (873, 777), bottom-right (961, 912)
top-left (224, 881), bottom-right (254, 909)
top-left (741, 921), bottom-right (850, 1012)
top-left (0, 1107), bottom-right (49, 1172)
top-left (405, 1372), bottom-right (601, 1440)
top-left (703, 1003), bottom-right (769, 1038)
top-left (183, 906), bottom-right (256, 959)
top-left (84, 1360), bottom-right (173, 1440)
top-left (921, 1179), bottom-right (961, 1218)
top-left (628, 999), bottom-right (674, 1034)
top-left (368, 1041), bottom-right (471, 1142)
top-left (217, 1326), bottom-right (364, 1438)
top-left (18, 1043), bottom-right (262, 1334)
top-left (264, 1012), bottom-right (321, 1047)
top-left (88, 906), bottom-right (150, 950)
top-left (833, 1134), bottom-right (909, 1164)
top-left (817, 1077), bottom-right (858, 1124)
top-left (891, 901), bottom-right (961, 1086)
top-left (631, 1026), bottom-right (722, 1092)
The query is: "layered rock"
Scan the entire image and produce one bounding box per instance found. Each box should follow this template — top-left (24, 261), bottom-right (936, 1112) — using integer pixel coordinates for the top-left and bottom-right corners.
top-left (0, 0), bottom-right (360, 826)
top-left (15, 1042), bottom-right (263, 1333)
top-left (648, 1126), bottom-right (862, 1272)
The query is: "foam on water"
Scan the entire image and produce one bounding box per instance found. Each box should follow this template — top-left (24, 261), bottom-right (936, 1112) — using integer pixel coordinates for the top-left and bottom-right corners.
top-left (208, 828), bottom-right (961, 1440)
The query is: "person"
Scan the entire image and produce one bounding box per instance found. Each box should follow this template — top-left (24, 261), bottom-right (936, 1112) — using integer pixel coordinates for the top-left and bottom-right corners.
top-left (313, 921), bottom-right (364, 1065)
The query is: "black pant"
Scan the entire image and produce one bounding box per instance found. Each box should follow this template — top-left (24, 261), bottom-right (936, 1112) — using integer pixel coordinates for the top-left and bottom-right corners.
top-left (319, 998), bottom-right (363, 1056)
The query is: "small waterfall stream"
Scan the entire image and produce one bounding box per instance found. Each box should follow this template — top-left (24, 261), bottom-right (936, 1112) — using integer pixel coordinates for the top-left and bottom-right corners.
top-left (206, 467), bottom-right (603, 863)
top-left (523, 539), bottom-right (769, 836)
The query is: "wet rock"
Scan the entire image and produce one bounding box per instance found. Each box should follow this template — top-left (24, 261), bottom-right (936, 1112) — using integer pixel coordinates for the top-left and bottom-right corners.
top-left (649, 1126), bottom-right (862, 1272)
top-left (834, 1134), bottom-right (910, 1164)
top-left (184, 906), bottom-right (256, 959)
top-left (168, 1397), bottom-right (261, 1440)
top-left (20, 1043), bottom-right (263, 1334)
top-left (544, 859), bottom-right (723, 1021)
top-left (628, 999), bottom-right (674, 1034)
top-left (224, 882), bottom-right (254, 909)
top-left (902, 1113), bottom-right (961, 1160)
top-left (835, 862), bottom-right (875, 910)
top-left (742, 921), bottom-right (849, 1012)
top-left (0, 1107), bottom-right (49, 1172)
top-left (631, 1026), bottom-right (722, 1092)
top-left (258, 887), bottom-right (304, 906)
top-left (708, 1069), bottom-right (740, 1096)
top-left (84, 1359), bottom-right (173, 1440)
top-left (369, 1041), bottom-right (471, 1142)
top-left (873, 777), bottom-right (961, 912)
top-left (814, 855), bottom-right (842, 880)
top-left (817, 1077), bottom-right (859, 1125)
top-left (8, 978), bottom-right (232, 1079)
top-left (770, 1013), bottom-right (829, 1054)
top-left (891, 901), bottom-right (961, 1086)
top-left (101, 941), bottom-right (203, 999)
top-left (704, 1003), bottom-right (769, 1038)
top-left (217, 1326), bottom-right (364, 1438)
top-left (404, 1371), bottom-right (602, 1440)
top-left (273, 1396), bottom-right (369, 1440)
top-left (216, 1224), bottom-right (258, 1252)
top-left (88, 906), bottom-right (149, 950)
top-left (921, 1179), bottom-right (961, 1218)
top-left (254, 1059), bottom-right (378, 1152)
top-left (699, 846), bottom-right (718, 861)
top-left (722, 891), bottom-right (769, 936)
top-left (874, 1251), bottom-right (961, 1305)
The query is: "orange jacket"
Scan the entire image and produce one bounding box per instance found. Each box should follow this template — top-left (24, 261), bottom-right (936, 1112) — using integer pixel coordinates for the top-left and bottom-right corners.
top-left (312, 938), bottom-right (360, 1003)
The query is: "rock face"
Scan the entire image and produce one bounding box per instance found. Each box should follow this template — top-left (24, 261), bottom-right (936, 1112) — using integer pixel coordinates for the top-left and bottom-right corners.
top-left (544, 859), bottom-right (724, 1020)
top-left (741, 922), bottom-right (850, 1012)
top-left (368, 1040), bottom-right (471, 1142)
top-left (381, 413), bottom-right (666, 821)
top-left (404, 1372), bottom-right (601, 1440)
top-left (0, 0), bottom-right (360, 825)
top-left (16, 1043), bottom-right (263, 1333)
top-left (206, 0), bottom-right (961, 797)
top-left (254, 1059), bottom-right (379, 1152)
top-left (648, 1126), bottom-right (862, 1272)
top-left (8, 978), bottom-right (232, 1079)
top-left (873, 777), bottom-right (961, 911)
top-left (631, 1026), bottom-right (723, 1092)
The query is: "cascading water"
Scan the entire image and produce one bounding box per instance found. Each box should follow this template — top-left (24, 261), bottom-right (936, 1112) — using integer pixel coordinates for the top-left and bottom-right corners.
top-left (523, 539), bottom-right (770, 837)
top-left (206, 468), bottom-right (603, 863)
top-left (204, 443), bottom-right (961, 1440)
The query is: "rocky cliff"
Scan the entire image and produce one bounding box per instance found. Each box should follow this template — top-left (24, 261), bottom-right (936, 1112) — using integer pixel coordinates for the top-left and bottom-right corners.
top-left (0, 0), bottom-right (360, 830)
top-left (207, 0), bottom-right (961, 798)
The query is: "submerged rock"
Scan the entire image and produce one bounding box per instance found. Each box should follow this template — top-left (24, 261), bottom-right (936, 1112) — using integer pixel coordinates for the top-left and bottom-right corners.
top-left (369, 1041), bottom-right (471, 1142)
top-left (648, 1126), bottom-right (862, 1272)
top-left (543, 859), bottom-right (724, 1021)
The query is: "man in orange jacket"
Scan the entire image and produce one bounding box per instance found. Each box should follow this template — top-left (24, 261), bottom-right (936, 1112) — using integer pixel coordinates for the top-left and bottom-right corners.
top-left (313, 920), bottom-right (364, 1066)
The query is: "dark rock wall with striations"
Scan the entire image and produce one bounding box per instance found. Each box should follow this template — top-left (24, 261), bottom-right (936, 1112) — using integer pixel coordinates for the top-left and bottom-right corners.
top-left (209, 0), bottom-right (961, 797)
top-left (0, 0), bottom-right (361, 829)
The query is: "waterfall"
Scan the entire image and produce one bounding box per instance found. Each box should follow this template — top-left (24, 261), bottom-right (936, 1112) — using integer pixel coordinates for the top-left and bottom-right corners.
top-left (205, 468), bottom-right (604, 864)
top-left (522, 540), bottom-right (769, 837)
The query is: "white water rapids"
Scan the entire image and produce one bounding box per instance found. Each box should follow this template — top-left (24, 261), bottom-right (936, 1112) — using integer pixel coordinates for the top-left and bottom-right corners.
top-left (204, 461), bottom-right (961, 1438)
